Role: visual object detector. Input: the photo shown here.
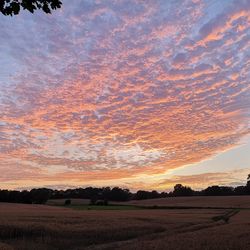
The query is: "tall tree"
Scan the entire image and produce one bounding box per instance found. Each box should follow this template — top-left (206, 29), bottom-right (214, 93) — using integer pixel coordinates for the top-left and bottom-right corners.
top-left (173, 184), bottom-right (194, 196)
top-left (0, 0), bottom-right (62, 16)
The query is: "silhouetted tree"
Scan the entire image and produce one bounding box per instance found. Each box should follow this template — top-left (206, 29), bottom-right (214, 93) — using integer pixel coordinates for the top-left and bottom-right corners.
top-left (134, 190), bottom-right (160, 200)
top-left (8, 190), bottom-right (20, 203)
top-left (0, 0), bottom-right (62, 16)
top-left (0, 190), bottom-right (9, 202)
top-left (109, 187), bottom-right (131, 201)
top-left (20, 190), bottom-right (32, 203)
top-left (203, 186), bottom-right (234, 196)
top-left (203, 186), bottom-right (220, 196)
top-left (64, 199), bottom-right (71, 206)
top-left (30, 188), bottom-right (52, 204)
top-left (173, 184), bottom-right (194, 196)
top-left (101, 187), bottom-right (111, 201)
top-left (151, 190), bottom-right (160, 199)
top-left (219, 186), bottom-right (234, 196)
top-left (234, 186), bottom-right (246, 195)
top-left (246, 174), bottom-right (250, 194)
top-left (89, 195), bottom-right (98, 205)
top-left (135, 191), bottom-right (149, 200)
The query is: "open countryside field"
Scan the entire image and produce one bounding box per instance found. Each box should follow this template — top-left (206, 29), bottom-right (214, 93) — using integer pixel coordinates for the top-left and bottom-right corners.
top-left (122, 196), bottom-right (250, 208)
top-left (0, 197), bottom-right (250, 250)
top-left (47, 196), bottom-right (250, 209)
top-left (47, 199), bottom-right (91, 206)
top-left (47, 199), bottom-right (141, 210)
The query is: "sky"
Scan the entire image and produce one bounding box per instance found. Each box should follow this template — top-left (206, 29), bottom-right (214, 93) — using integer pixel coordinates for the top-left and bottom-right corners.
top-left (0, 0), bottom-right (250, 191)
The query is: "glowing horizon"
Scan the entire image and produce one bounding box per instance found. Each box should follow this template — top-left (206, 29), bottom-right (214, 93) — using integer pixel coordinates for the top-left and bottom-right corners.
top-left (0, 0), bottom-right (250, 190)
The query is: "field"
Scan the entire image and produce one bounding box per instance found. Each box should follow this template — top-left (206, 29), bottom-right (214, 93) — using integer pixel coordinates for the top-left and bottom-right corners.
top-left (0, 197), bottom-right (250, 249)
top-left (123, 195), bottom-right (250, 208)
top-left (47, 199), bottom-right (141, 210)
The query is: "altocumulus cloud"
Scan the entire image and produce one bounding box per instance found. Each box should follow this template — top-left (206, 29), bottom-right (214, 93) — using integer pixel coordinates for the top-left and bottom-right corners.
top-left (0, 0), bottom-right (249, 188)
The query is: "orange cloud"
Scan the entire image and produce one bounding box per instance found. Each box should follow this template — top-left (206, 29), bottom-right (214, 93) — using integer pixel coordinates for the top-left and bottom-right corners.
top-left (0, 0), bottom-right (249, 189)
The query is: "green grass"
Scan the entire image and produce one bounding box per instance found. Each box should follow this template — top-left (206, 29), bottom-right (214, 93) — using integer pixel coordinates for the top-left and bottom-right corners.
top-left (65, 204), bottom-right (143, 210)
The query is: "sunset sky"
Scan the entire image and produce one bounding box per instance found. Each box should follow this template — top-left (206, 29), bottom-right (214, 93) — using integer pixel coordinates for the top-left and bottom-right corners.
top-left (0, 0), bottom-right (250, 191)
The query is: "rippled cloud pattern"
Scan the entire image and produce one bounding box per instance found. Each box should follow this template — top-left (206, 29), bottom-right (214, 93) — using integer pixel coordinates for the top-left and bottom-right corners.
top-left (0, 0), bottom-right (250, 188)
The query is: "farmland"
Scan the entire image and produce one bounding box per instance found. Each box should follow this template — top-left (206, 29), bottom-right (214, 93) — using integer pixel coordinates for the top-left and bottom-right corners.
top-left (0, 196), bottom-right (250, 249)
top-left (123, 195), bottom-right (250, 208)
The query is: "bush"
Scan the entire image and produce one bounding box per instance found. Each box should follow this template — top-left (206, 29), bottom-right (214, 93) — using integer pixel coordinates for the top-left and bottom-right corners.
top-left (64, 199), bottom-right (71, 206)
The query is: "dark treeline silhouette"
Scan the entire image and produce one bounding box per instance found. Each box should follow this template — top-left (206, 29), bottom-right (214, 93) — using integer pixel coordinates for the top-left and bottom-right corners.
top-left (0, 187), bottom-right (134, 205)
top-left (0, 175), bottom-right (250, 204)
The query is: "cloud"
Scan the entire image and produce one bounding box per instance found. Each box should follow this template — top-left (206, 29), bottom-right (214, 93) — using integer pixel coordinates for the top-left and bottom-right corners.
top-left (157, 169), bottom-right (250, 190)
top-left (0, 0), bottom-right (249, 189)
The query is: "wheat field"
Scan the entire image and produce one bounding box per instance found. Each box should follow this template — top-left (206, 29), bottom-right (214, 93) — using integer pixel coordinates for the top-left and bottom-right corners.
top-left (0, 197), bottom-right (250, 250)
top-left (123, 196), bottom-right (250, 208)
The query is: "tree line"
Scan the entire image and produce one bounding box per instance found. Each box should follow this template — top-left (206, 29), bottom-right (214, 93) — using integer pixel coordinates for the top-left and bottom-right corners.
top-left (0, 175), bottom-right (250, 204)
